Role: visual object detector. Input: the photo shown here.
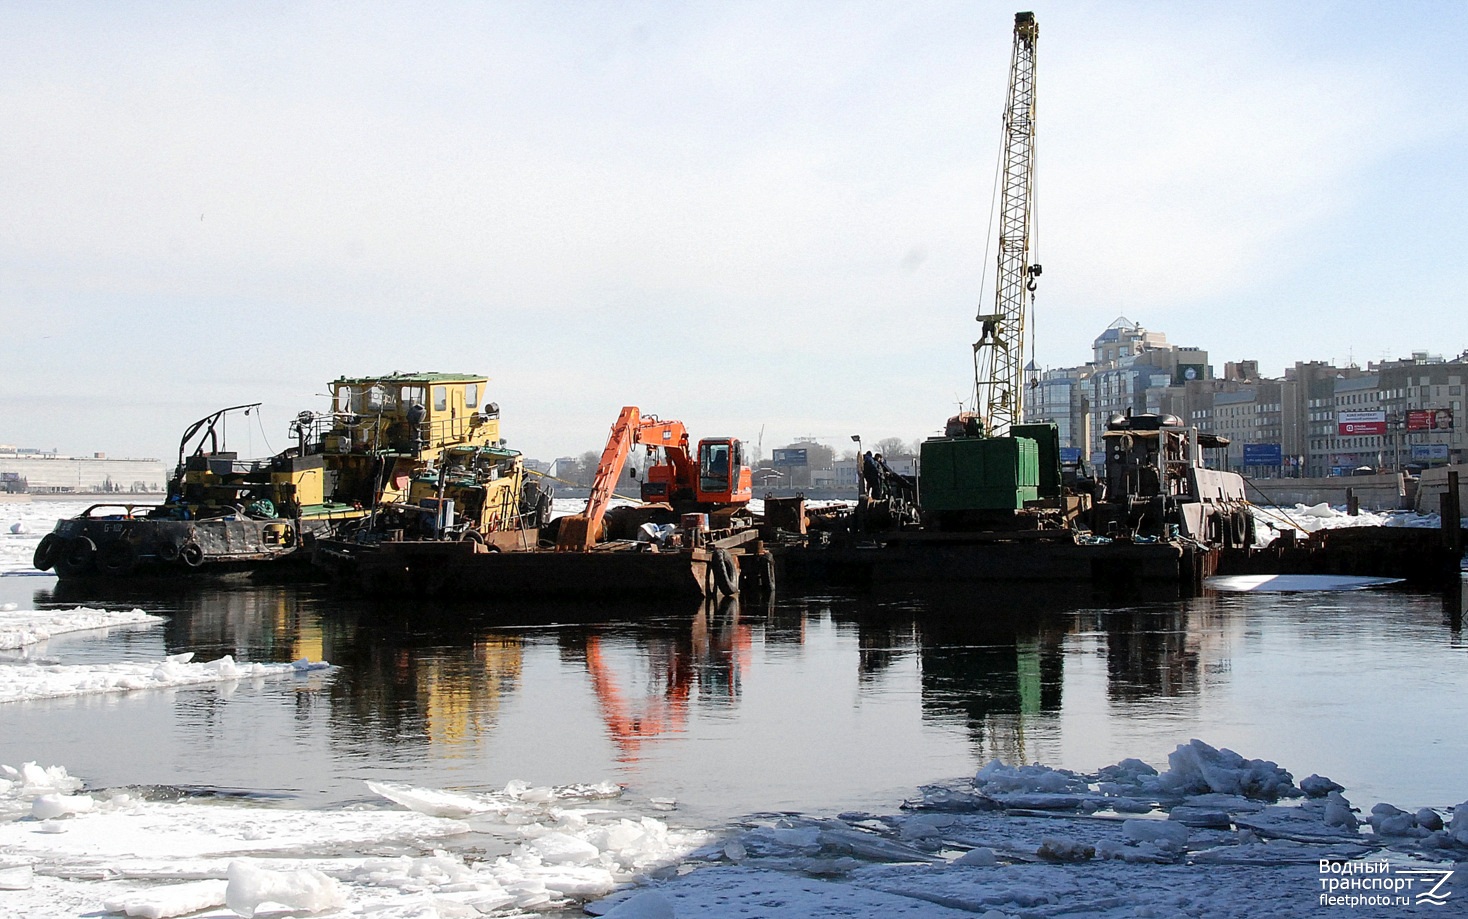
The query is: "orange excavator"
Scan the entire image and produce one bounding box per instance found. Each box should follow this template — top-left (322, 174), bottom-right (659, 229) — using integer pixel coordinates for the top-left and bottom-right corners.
top-left (556, 406), bottom-right (753, 552)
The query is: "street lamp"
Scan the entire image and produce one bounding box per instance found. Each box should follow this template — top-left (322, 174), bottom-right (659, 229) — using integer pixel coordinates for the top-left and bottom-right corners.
top-left (851, 435), bottom-right (862, 495)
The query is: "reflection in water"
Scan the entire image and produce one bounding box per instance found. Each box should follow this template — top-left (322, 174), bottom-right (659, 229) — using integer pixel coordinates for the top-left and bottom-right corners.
top-left (558, 598), bottom-right (753, 763)
top-left (318, 606), bottom-right (527, 760)
top-left (1102, 608), bottom-right (1202, 702)
top-left (13, 576), bottom-right (1467, 816)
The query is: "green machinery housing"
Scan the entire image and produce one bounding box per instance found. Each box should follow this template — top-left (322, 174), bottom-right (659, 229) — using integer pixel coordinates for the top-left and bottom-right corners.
top-left (918, 423), bottom-right (1062, 520)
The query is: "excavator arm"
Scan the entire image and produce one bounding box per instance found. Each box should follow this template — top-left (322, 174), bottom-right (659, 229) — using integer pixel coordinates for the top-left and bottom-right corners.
top-left (556, 406), bottom-right (739, 551)
top-left (556, 406), bottom-right (642, 551)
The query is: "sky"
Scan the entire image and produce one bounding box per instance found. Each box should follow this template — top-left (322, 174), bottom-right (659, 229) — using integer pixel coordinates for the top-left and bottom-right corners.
top-left (2, 1), bottom-right (1465, 464)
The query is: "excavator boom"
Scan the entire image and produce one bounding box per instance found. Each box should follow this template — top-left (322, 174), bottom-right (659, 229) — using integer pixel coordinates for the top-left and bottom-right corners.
top-left (556, 406), bottom-right (642, 551)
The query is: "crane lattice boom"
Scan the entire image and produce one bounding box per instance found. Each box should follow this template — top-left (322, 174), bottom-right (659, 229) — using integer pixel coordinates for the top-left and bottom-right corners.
top-left (974, 10), bottom-right (1038, 437)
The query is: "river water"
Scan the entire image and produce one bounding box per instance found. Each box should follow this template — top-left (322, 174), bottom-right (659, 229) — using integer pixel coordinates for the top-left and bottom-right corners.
top-left (1, 555), bottom-right (1464, 826)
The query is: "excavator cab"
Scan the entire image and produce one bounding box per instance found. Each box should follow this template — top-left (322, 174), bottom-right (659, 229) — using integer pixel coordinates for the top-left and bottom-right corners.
top-left (694, 438), bottom-right (752, 505)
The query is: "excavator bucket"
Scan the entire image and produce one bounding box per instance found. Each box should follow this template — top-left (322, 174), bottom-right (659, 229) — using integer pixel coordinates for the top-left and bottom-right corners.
top-left (555, 514), bottom-right (596, 552)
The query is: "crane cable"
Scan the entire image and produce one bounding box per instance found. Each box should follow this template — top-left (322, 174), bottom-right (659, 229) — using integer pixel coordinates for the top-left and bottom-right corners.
top-left (1027, 144), bottom-right (1039, 399)
top-left (972, 107), bottom-right (1009, 414)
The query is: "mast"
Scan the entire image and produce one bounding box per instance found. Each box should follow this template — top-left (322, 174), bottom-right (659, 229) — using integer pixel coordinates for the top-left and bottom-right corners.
top-left (974, 10), bottom-right (1039, 437)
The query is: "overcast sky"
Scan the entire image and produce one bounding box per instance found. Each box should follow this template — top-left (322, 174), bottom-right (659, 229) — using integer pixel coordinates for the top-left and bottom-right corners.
top-left (3, 1), bottom-right (1465, 463)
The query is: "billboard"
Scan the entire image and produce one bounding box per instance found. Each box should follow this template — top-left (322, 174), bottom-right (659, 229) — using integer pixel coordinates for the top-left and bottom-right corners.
top-left (1411, 444), bottom-right (1450, 461)
top-left (1338, 411), bottom-right (1386, 436)
top-left (771, 448), bottom-right (808, 467)
top-left (1406, 409), bottom-right (1454, 432)
top-left (1242, 443), bottom-right (1283, 466)
top-left (1174, 364), bottom-right (1206, 385)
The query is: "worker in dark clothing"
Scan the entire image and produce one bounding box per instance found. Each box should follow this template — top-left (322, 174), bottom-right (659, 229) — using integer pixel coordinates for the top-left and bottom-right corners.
top-left (861, 451), bottom-right (883, 498)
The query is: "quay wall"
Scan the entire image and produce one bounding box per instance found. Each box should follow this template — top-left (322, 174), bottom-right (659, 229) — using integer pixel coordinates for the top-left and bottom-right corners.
top-left (0, 455), bottom-right (168, 493)
top-left (1414, 465), bottom-right (1465, 515)
top-left (1243, 474), bottom-right (1406, 512)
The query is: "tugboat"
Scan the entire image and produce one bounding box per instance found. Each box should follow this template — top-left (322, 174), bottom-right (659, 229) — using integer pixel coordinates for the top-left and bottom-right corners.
top-left (33, 372), bottom-right (515, 580)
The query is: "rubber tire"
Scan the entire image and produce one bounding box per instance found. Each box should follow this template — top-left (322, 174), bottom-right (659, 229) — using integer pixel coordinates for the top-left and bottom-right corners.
top-left (710, 547), bottom-right (739, 597)
top-left (755, 553), bottom-right (776, 594)
top-left (32, 533), bottom-right (61, 572)
top-left (97, 540), bottom-right (138, 577)
top-left (1230, 511), bottom-right (1248, 547)
top-left (157, 539), bottom-right (182, 562)
top-left (179, 541), bottom-right (205, 568)
top-left (55, 536), bottom-right (97, 578)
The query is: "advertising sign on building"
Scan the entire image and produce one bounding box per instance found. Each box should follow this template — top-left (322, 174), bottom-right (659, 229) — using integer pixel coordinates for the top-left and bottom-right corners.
top-left (1242, 443), bottom-right (1283, 466)
top-left (1337, 411), bottom-right (1386, 436)
top-left (1411, 444), bottom-right (1450, 461)
top-left (1405, 409), bottom-right (1454, 432)
top-left (1173, 364), bottom-right (1206, 385)
top-left (771, 448), bottom-right (808, 467)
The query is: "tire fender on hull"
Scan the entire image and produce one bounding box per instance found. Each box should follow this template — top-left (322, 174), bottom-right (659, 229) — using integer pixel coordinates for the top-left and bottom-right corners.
top-left (179, 541), bottom-right (206, 568)
top-left (710, 547), bottom-right (739, 597)
top-left (96, 540), bottom-right (138, 577)
top-left (55, 536), bottom-right (97, 578)
top-left (32, 533), bottom-right (61, 572)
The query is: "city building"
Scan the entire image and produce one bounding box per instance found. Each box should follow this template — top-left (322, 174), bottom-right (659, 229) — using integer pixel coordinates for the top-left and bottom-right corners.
top-left (0, 448), bottom-right (167, 493)
top-left (1022, 319), bottom-right (1466, 477)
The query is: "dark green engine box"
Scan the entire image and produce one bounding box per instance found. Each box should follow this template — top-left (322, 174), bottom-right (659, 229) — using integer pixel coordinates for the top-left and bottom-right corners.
top-left (919, 435), bottom-right (1040, 512)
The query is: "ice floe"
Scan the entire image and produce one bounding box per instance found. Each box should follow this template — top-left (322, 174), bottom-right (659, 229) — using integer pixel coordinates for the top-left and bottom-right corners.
top-left (0, 760), bottom-right (708, 918)
top-left (1, 740), bottom-right (1464, 917)
top-left (0, 653), bottom-right (330, 705)
top-left (584, 738), bottom-right (1465, 918)
top-left (0, 606), bottom-right (161, 651)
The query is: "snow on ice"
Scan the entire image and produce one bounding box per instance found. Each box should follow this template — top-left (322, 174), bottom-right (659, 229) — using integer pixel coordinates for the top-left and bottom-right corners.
top-left (1249, 501), bottom-right (1453, 547)
top-left (0, 501), bottom-right (92, 576)
top-left (0, 606), bottom-right (162, 651)
top-left (0, 739), bottom-right (1463, 918)
top-left (0, 652), bottom-right (330, 705)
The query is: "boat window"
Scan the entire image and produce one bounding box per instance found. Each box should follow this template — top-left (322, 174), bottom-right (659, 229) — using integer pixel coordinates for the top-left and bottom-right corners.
top-left (400, 386), bottom-right (426, 410)
top-left (465, 383), bottom-right (479, 409)
top-left (433, 386), bottom-right (448, 412)
top-left (350, 384), bottom-right (390, 413)
top-left (700, 442), bottom-right (731, 492)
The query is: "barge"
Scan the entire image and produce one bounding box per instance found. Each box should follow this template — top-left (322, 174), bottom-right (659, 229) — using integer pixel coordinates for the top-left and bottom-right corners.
top-left (313, 405), bottom-right (773, 600)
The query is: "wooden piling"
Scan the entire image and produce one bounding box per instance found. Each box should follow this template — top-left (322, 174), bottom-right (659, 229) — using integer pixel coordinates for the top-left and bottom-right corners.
top-left (1442, 470), bottom-right (1461, 557)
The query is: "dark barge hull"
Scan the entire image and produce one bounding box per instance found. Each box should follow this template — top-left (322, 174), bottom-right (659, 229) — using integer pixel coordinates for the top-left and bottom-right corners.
top-left (774, 532), bottom-right (1216, 597)
top-left (1218, 525), bottom-right (1464, 587)
top-left (37, 510), bottom-right (341, 582)
top-left (314, 538), bottom-right (716, 599)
